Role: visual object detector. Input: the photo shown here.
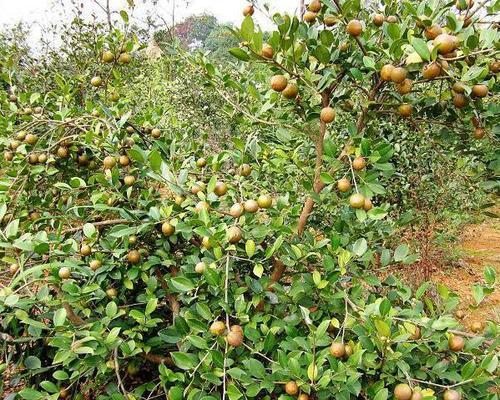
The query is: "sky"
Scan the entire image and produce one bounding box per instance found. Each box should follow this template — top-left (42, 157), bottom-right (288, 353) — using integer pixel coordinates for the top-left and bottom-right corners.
top-left (0, 0), bottom-right (301, 44)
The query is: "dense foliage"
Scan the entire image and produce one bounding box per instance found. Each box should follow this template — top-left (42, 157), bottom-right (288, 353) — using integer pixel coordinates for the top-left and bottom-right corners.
top-left (0, 1), bottom-right (499, 400)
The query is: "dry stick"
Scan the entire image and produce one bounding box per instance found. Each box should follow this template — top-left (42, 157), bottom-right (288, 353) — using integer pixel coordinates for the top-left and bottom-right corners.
top-left (114, 347), bottom-right (128, 396)
top-left (61, 218), bottom-right (130, 234)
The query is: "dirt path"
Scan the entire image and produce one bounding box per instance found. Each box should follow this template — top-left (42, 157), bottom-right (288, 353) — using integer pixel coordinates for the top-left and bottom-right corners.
top-left (433, 216), bottom-right (500, 330)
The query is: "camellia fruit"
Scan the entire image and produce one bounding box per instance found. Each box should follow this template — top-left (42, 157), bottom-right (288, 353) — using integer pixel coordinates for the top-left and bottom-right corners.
top-left (282, 83), bottom-right (299, 99)
top-left (90, 76), bottom-right (102, 87)
top-left (372, 13), bottom-right (384, 26)
top-left (346, 19), bottom-right (363, 36)
top-left (320, 107), bottom-right (336, 123)
top-left (453, 93), bottom-right (467, 109)
top-left (363, 198), bottom-right (373, 211)
top-left (227, 226), bottom-right (243, 244)
top-left (422, 63), bottom-right (441, 79)
top-left (271, 75), bottom-right (288, 92)
top-left (329, 342), bottom-right (346, 358)
top-left (196, 157), bottom-right (206, 168)
top-left (162, 222), bottom-right (175, 236)
top-left (285, 381), bottom-right (299, 396)
top-left (214, 181), bottom-right (228, 196)
top-left (261, 44), bottom-right (274, 59)
top-left (391, 67), bottom-right (407, 84)
top-left (352, 156), bottom-right (366, 171)
top-left (195, 201), bottom-right (209, 213)
top-left (308, 0), bottom-right (321, 12)
top-left (58, 267), bottom-right (71, 280)
top-left (471, 84), bottom-right (488, 98)
top-left (127, 250), bottom-right (141, 265)
top-left (103, 156), bottom-right (116, 169)
top-left (124, 175), bottom-right (136, 186)
top-left (89, 260), bottom-right (102, 271)
top-left (394, 383), bottom-right (413, 400)
top-left (209, 320), bottom-right (226, 335)
top-left (303, 11), bottom-right (317, 23)
top-left (80, 244), bottom-right (92, 256)
top-left (398, 104), bottom-right (413, 118)
top-left (473, 128), bottom-right (485, 139)
top-left (349, 193), bottom-right (365, 209)
top-left (102, 50), bottom-right (114, 63)
top-left (397, 79), bottom-right (413, 95)
top-left (230, 203), bottom-right (244, 218)
top-left (433, 33), bottom-right (458, 55)
top-left (448, 335), bottom-right (465, 352)
top-left (118, 52), bottom-right (131, 64)
top-left (195, 262), bottom-right (206, 274)
top-left (337, 178), bottom-right (351, 192)
top-left (380, 64), bottom-right (395, 81)
top-left (424, 25), bottom-right (442, 40)
top-left (244, 199), bottom-right (259, 213)
top-left (240, 164), bottom-right (252, 176)
top-left (257, 194), bottom-right (272, 209)
top-left (243, 4), bottom-right (254, 17)
top-left (226, 330), bottom-right (244, 347)
top-left (443, 389), bottom-right (461, 400)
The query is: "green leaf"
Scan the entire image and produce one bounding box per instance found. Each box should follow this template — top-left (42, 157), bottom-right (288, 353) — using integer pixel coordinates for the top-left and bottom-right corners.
top-left (374, 388), bottom-right (388, 400)
top-left (410, 37), bottom-right (430, 61)
top-left (241, 16), bottom-right (254, 41)
top-left (83, 223), bottom-right (96, 238)
top-left (394, 244), bottom-right (409, 262)
top-left (171, 352), bottom-right (198, 370)
top-left (106, 301), bottom-right (118, 318)
top-left (229, 48), bottom-right (250, 62)
top-left (145, 298), bottom-right (158, 315)
top-left (24, 356), bottom-right (41, 369)
top-left (245, 239), bottom-right (256, 258)
top-left (19, 388), bottom-right (44, 400)
top-left (227, 383), bottom-right (243, 400)
top-left (352, 238), bottom-right (368, 257)
top-left (170, 276), bottom-right (195, 292)
top-left (53, 308), bottom-right (67, 327)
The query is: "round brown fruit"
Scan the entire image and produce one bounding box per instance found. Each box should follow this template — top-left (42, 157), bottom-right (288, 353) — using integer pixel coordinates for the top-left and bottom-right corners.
top-left (162, 222), bottom-right (175, 236)
top-left (175, 195), bottom-right (185, 206)
top-left (471, 84), bottom-right (488, 98)
top-left (380, 64), bottom-right (395, 81)
top-left (244, 199), bottom-right (259, 213)
top-left (257, 194), bottom-right (272, 209)
top-left (4, 151), bottom-right (14, 161)
top-left (196, 157), bottom-right (206, 168)
top-left (352, 156), bottom-right (366, 171)
top-left (329, 342), bottom-right (346, 358)
top-left (124, 175), bottom-right (136, 186)
top-left (452, 82), bottom-right (465, 93)
top-left (411, 392), bottom-right (423, 400)
top-left (240, 164), bottom-right (252, 177)
top-left (398, 104), bottom-right (413, 118)
top-left (102, 50), bottom-right (114, 63)
top-left (324, 15), bottom-right (337, 26)
top-left (282, 83), bottom-right (299, 99)
top-left (443, 389), bottom-right (461, 400)
top-left (103, 156), bottom-right (116, 169)
top-left (397, 79), bottom-right (413, 95)
top-left (285, 381), bottom-right (299, 396)
top-left (89, 260), bottom-right (102, 271)
top-left (230, 203), bottom-right (244, 218)
top-left (386, 15), bottom-right (398, 23)
top-left (57, 146), bottom-right (69, 158)
top-left (59, 388), bottom-right (70, 399)
top-left (243, 4), bottom-right (254, 17)
top-left (271, 75), bottom-right (288, 92)
top-left (58, 267), bottom-right (71, 280)
top-left (346, 19), bottom-right (363, 36)
top-left (226, 330), bottom-right (244, 347)
top-left (349, 193), bottom-right (365, 209)
top-left (25, 134), bottom-right (38, 145)
top-left (363, 198), bottom-right (373, 211)
top-left (303, 11), bottom-right (317, 23)
top-left (191, 183), bottom-right (204, 195)
top-left (28, 154), bottom-right (38, 165)
top-left (337, 178), bottom-right (351, 192)
top-left (490, 61), bottom-right (500, 73)
top-left (320, 107), bottom-right (336, 123)
top-left (422, 63), bottom-right (441, 80)
top-left (118, 52), bottom-right (131, 64)
top-left (261, 44), bottom-right (274, 59)
top-left (91, 76), bottom-right (102, 87)
top-left (424, 25), bottom-right (442, 40)
top-left (298, 394), bottom-right (309, 400)
top-left (410, 325), bottom-right (421, 340)
top-left (202, 236), bottom-right (212, 249)
top-left (391, 67), bottom-right (407, 84)
top-left (448, 335), bottom-right (465, 352)
top-left (455, 310), bottom-right (464, 320)
top-left (470, 321), bottom-right (483, 332)
top-left (151, 128), bottom-right (161, 138)
top-left (119, 155), bottom-right (130, 167)
top-left (433, 33), bottom-right (458, 55)
top-left (227, 226), bottom-right (243, 244)
top-left (394, 383), bottom-right (413, 400)
top-left (214, 181), bottom-right (228, 196)
top-left (373, 13), bottom-right (384, 26)
top-left (127, 250), bottom-right (141, 265)
top-left (308, 0), bottom-right (321, 12)
top-left (80, 244), bottom-right (92, 257)
top-left (195, 201), bottom-right (209, 213)
top-left (453, 93), bottom-right (467, 109)
top-left (473, 127), bottom-right (485, 139)
top-left (209, 320), bottom-right (226, 335)
top-left (9, 263), bottom-right (19, 275)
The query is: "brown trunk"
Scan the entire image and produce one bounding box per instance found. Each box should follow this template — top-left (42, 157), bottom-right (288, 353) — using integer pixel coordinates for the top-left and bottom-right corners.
top-left (296, 91), bottom-right (329, 235)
